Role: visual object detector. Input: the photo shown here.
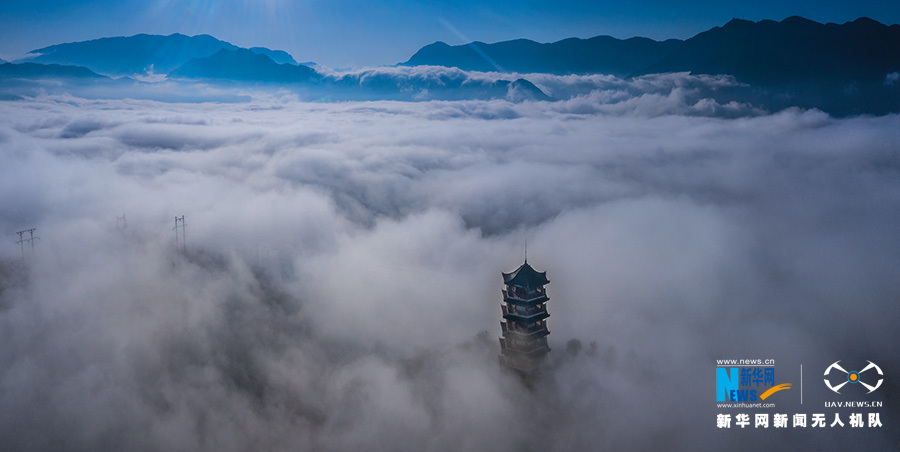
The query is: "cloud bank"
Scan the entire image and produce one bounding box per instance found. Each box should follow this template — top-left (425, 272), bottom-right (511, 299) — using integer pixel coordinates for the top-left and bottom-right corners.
top-left (1, 91), bottom-right (898, 451)
top-left (2, 65), bottom-right (768, 117)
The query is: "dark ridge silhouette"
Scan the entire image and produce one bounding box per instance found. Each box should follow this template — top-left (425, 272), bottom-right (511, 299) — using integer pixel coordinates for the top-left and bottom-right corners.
top-left (404, 17), bottom-right (900, 84)
top-left (402, 36), bottom-right (683, 76)
top-left (168, 48), bottom-right (318, 83)
top-left (637, 16), bottom-right (900, 116)
top-left (641, 16), bottom-right (900, 85)
top-left (400, 16), bottom-right (900, 115)
top-left (26, 34), bottom-right (299, 76)
top-left (0, 62), bottom-right (106, 79)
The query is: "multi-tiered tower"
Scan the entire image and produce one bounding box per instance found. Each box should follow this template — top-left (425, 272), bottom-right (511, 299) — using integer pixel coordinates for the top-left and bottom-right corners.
top-left (499, 260), bottom-right (550, 373)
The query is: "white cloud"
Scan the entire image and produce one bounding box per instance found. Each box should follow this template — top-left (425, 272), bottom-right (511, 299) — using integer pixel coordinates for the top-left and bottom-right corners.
top-left (0, 92), bottom-right (898, 451)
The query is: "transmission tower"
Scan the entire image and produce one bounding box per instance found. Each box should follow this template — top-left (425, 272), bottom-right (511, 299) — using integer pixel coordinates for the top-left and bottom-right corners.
top-left (116, 214), bottom-right (128, 232)
top-left (15, 228), bottom-right (39, 260)
top-left (173, 216), bottom-right (187, 254)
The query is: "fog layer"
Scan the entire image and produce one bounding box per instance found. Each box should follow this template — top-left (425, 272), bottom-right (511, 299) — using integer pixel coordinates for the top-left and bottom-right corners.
top-left (1, 92), bottom-right (898, 450)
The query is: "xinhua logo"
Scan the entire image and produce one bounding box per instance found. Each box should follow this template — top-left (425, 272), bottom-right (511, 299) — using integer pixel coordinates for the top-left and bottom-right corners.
top-left (716, 367), bottom-right (791, 402)
top-left (824, 361), bottom-right (883, 394)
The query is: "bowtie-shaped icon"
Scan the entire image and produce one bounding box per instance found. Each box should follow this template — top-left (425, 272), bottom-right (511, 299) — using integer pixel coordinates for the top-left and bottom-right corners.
top-left (824, 360), bottom-right (883, 394)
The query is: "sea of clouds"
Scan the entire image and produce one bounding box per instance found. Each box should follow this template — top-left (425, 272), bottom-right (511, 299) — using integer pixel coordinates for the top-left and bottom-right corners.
top-left (1, 75), bottom-right (899, 451)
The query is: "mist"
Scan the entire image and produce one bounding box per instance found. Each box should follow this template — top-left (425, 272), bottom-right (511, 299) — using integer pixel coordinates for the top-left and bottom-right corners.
top-left (1, 87), bottom-right (898, 451)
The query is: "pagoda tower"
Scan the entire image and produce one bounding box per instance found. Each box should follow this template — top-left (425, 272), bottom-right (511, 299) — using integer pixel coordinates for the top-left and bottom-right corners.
top-left (498, 259), bottom-right (551, 372)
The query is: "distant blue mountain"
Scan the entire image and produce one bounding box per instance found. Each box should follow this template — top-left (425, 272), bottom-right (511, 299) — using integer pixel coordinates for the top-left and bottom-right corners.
top-left (0, 62), bottom-right (106, 79)
top-left (249, 47), bottom-right (298, 65)
top-left (0, 62), bottom-right (110, 100)
top-left (7, 17), bottom-right (900, 115)
top-left (26, 33), bottom-right (235, 75)
top-left (168, 48), bottom-right (318, 82)
top-left (26, 34), bottom-right (299, 76)
top-left (403, 36), bottom-right (683, 76)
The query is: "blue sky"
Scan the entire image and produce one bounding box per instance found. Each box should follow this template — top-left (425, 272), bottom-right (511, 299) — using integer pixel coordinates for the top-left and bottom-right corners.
top-left (2, 0), bottom-right (898, 67)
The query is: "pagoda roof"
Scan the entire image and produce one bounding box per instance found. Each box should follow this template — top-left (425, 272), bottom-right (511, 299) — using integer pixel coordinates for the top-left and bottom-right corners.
top-left (502, 261), bottom-right (549, 288)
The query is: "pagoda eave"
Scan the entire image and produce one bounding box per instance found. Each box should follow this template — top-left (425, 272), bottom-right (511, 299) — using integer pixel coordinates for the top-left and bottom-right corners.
top-left (502, 311), bottom-right (549, 322)
top-left (502, 328), bottom-right (550, 339)
top-left (502, 293), bottom-right (549, 306)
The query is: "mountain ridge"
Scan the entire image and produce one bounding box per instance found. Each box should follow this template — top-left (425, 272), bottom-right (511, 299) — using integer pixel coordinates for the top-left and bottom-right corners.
top-left (403, 16), bottom-right (900, 86)
top-left (4, 17), bottom-right (900, 115)
top-left (168, 48), bottom-right (317, 82)
top-left (402, 35), bottom-right (684, 76)
top-left (26, 33), bottom-right (299, 76)
top-left (640, 16), bottom-right (900, 85)
top-left (0, 62), bottom-right (107, 79)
